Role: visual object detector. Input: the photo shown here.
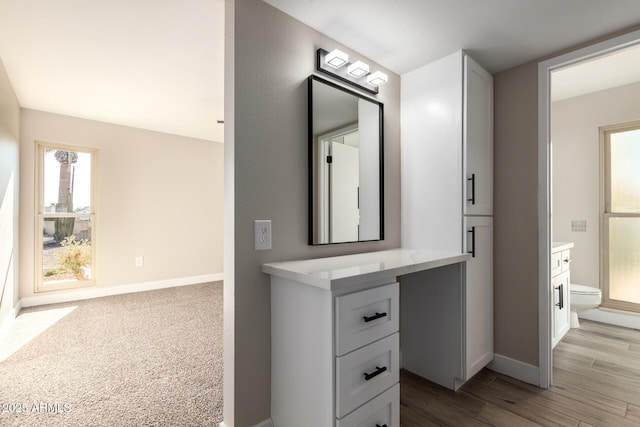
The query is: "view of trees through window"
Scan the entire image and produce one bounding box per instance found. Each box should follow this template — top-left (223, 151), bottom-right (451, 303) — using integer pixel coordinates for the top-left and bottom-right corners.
top-left (38, 144), bottom-right (96, 290)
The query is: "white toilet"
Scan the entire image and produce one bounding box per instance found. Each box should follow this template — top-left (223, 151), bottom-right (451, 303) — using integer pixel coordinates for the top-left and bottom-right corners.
top-left (569, 283), bottom-right (602, 328)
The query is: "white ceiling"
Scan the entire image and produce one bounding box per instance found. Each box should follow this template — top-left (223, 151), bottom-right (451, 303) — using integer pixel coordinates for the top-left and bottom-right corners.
top-left (0, 0), bottom-right (224, 143)
top-left (2, 0), bottom-right (640, 143)
top-left (552, 45), bottom-right (640, 101)
top-left (263, 0), bottom-right (640, 75)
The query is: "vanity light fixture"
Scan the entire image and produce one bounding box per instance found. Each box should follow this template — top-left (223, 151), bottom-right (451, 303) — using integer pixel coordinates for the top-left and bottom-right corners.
top-left (366, 71), bottom-right (388, 86)
top-left (316, 48), bottom-right (386, 95)
top-left (325, 49), bottom-right (349, 68)
top-left (347, 61), bottom-right (369, 78)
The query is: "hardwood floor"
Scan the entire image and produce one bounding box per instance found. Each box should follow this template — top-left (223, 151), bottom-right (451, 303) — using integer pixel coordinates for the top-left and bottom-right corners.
top-left (400, 320), bottom-right (640, 426)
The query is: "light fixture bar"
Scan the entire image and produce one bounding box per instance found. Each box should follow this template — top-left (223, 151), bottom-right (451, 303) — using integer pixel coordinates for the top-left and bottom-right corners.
top-left (316, 49), bottom-right (379, 95)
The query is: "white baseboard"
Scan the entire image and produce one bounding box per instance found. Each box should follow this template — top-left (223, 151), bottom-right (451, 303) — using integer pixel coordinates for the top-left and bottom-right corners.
top-left (487, 353), bottom-right (540, 387)
top-left (0, 300), bottom-right (22, 348)
top-left (219, 419), bottom-right (273, 427)
top-left (580, 307), bottom-right (640, 330)
top-left (20, 273), bottom-right (224, 308)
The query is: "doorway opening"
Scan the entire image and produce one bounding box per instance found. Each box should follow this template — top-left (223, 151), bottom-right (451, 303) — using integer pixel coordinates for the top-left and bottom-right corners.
top-left (539, 28), bottom-right (640, 388)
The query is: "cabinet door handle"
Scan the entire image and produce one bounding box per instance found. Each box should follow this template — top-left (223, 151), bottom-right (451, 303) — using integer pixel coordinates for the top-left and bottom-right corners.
top-left (555, 283), bottom-right (564, 309)
top-left (363, 312), bottom-right (387, 323)
top-left (467, 227), bottom-right (476, 258)
top-left (467, 173), bottom-right (476, 205)
top-left (376, 424), bottom-right (388, 427)
top-left (364, 366), bottom-right (387, 381)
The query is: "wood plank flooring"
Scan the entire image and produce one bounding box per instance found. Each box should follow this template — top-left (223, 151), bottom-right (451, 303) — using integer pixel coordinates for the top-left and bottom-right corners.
top-left (400, 320), bottom-right (640, 426)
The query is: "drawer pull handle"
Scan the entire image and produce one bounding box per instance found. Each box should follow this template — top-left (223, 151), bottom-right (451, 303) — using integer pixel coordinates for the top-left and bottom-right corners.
top-left (364, 366), bottom-right (387, 381)
top-left (376, 425), bottom-right (387, 427)
top-left (363, 312), bottom-right (387, 323)
top-left (555, 283), bottom-right (564, 309)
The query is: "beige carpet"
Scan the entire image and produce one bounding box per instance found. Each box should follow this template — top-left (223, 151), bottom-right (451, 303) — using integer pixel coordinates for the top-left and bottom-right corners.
top-left (0, 282), bottom-right (223, 426)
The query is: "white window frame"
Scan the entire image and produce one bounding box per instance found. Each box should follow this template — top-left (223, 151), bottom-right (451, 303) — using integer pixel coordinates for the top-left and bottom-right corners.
top-left (35, 141), bottom-right (98, 293)
top-left (600, 121), bottom-right (640, 313)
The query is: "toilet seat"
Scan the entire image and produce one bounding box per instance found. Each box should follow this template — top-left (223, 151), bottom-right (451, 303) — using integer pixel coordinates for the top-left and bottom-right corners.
top-left (570, 283), bottom-right (601, 295)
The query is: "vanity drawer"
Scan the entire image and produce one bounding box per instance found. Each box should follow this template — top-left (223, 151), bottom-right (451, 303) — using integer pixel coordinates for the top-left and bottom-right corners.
top-left (336, 333), bottom-right (399, 419)
top-left (551, 251), bottom-right (562, 277)
top-left (561, 249), bottom-right (571, 273)
top-left (335, 283), bottom-right (399, 356)
top-left (337, 383), bottom-right (399, 427)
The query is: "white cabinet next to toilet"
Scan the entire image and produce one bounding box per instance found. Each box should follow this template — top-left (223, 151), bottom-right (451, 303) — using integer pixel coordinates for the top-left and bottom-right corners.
top-left (551, 243), bottom-right (572, 347)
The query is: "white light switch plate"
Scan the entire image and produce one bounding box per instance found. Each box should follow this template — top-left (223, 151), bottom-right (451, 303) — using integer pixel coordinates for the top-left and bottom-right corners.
top-left (254, 220), bottom-right (272, 250)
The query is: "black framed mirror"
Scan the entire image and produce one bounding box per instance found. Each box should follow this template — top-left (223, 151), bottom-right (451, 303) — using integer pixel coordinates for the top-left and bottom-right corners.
top-left (308, 75), bottom-right (384, 245)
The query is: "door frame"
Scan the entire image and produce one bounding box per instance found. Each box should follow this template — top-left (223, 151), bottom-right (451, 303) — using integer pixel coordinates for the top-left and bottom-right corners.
top-left (537, 28), bottom-right (640, 388)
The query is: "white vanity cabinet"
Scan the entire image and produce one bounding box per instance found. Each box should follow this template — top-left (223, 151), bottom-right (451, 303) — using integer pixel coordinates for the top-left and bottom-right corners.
top-left (335, 284), bottom-right (400, 420)
top-left (551, 243), bottom-right (572, 347)
top-left (264, 249), bottom-right (469, 427)
top-left (269, 275), bottom-right (400, 427)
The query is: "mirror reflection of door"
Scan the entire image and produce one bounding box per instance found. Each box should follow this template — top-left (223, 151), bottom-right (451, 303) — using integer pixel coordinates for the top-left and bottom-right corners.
top-left (318, 126), bottom-right (360, 243)
top-left (309, 75), bottom-right (383, 245)
top-left (330, 140), bottom-right (359, 242)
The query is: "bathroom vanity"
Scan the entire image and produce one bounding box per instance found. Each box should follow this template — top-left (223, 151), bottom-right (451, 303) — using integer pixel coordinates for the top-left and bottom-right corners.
top-left (263, 249), bottom-right (472, 427)
top-left (551, 242), bottom-right (573, 347)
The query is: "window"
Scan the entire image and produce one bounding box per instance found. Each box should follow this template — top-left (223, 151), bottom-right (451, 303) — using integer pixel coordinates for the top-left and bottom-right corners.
top-left (602, 122), bottom-right (640, 312)
top-left (36, 142), bottom-right (97, 292)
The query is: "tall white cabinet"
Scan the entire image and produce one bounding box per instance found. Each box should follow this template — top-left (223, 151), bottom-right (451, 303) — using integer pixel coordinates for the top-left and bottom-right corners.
top-left (401, 50), bottom-right (494, 388)
top-left (463, 56), bottom-right (493, 217)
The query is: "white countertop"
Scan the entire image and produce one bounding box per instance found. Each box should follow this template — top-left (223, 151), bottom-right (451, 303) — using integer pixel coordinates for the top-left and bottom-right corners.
top-left (262, 248), bottom-right (470, 291)
top-left (552, 242), bottom-right (574, 253)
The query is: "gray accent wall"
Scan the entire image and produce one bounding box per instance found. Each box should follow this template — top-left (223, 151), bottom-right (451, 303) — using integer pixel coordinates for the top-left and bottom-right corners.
top-left (493, 24), bottom-right (640, 369)
top-left (494, 61), bottom-right (541, 366)
top-left (224, 0), bottom-right (401, 424)
top-left (0, 57), bottom-right (20, 336)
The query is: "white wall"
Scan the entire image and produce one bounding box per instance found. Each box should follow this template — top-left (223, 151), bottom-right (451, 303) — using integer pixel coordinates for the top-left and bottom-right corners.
top-left (552, 81), bottom-right (640, 287)
top-left (0, 58), bottom-right (20, 334)
top-left (19, 109), bottom-right (223, 299)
